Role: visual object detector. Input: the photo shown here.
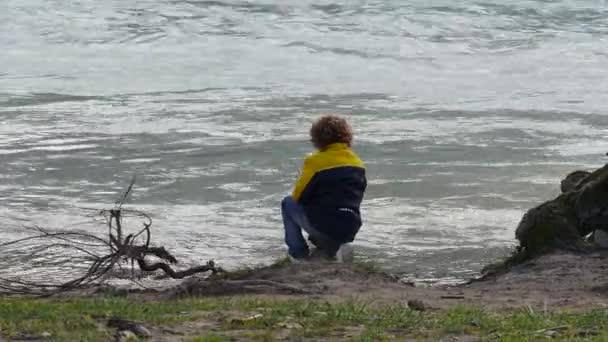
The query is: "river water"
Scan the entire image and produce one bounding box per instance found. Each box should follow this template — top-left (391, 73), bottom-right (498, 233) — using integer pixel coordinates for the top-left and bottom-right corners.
top-left (1, 0), bottom-right (608, 283)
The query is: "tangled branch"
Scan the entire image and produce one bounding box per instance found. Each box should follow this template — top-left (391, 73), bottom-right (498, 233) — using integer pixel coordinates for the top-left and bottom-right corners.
top-left (0, 178), bottom-right (223, 296)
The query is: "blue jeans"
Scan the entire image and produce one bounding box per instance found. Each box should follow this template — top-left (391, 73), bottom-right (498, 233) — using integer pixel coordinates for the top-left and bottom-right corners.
top-left (283, 196), bottom-right (341, 258)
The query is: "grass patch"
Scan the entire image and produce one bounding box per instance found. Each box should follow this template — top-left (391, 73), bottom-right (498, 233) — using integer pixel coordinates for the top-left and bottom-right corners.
top-left (352, 258), bottom-right (384, 274)
top-left (2, 296), bottom-right (608, 341)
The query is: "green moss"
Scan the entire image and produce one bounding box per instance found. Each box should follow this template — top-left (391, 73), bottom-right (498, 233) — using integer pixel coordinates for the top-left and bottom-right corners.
top-left (269, 257), bottom-right (291, 268)
top-left (352, 258), bottom-right (384, 274)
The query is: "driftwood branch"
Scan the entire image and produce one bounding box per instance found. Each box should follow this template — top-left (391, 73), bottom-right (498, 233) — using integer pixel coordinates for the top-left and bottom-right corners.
top-left (0, 178), bottom-right (311, 297)
top-left (0, 179), bottom-right (224, 296)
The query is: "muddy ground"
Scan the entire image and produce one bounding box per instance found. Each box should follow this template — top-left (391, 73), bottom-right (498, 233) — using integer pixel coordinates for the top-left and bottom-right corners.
top-left (86, 250), bottom-right (608, 311)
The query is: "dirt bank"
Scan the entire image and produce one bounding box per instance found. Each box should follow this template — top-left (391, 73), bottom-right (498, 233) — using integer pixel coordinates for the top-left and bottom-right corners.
top-left (85, 251), bottom-right (608, 311)
top-left (463, 250), bottom-right (608, 310)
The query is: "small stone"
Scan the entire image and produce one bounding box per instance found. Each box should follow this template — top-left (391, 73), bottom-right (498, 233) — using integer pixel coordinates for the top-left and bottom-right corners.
top-left (544, 330), bottom-right (557, 337)
top-left (245, 314), bottom-right (264, 321)
top-left (407, 299), bottom-right (426, 311)
top-left (41, 331), bottom-right (52, 338)
top-left (108, 317), bottom-right (152, 337)
top-left (117, 330), bottom-right (137, 342)
top-left (229, 313), bottom-right (264, 325)
top-left (276, 321), bottom-right (303, 329)
top-left (594, 229), bottom-right (608, 248)
top-left (132, 325), bottom-right (151, 337)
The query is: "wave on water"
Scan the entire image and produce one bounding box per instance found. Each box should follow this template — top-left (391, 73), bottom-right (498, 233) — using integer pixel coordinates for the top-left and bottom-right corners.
top-left (1, 0), bottom-right (608, 282)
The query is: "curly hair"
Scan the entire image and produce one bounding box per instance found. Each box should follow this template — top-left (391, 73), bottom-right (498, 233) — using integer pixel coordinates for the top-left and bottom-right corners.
top-left (310, 115), bottom-right (354, 150)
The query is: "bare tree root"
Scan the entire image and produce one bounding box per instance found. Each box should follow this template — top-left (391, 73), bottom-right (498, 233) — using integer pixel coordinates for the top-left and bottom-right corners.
top-left (0, 178), bottom-right (312, 297)
top-left (0, 178), bottom-right (308, 296)
top-left (137, 259), bottom-right (219, 279)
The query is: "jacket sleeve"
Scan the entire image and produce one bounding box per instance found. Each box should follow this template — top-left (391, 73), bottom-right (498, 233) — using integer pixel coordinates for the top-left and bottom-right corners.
top-left (292, 156), bottom-right (316, 201)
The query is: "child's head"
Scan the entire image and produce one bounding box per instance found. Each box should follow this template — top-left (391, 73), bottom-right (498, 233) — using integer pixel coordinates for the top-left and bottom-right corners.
top-left (310, 115), bottom-right (353, 150)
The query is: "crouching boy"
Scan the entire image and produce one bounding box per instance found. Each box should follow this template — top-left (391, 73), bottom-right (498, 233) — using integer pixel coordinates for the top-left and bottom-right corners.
top-left (281, 115), bottom-right (367, 262)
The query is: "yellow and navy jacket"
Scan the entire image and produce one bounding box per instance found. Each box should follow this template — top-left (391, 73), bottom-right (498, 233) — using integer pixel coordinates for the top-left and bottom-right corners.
top-left (293, 143), bottom-right (367, 243)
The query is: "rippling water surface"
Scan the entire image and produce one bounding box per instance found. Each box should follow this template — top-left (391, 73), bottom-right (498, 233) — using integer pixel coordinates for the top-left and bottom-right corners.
top-left (2, 0), bottom-right (608, 282)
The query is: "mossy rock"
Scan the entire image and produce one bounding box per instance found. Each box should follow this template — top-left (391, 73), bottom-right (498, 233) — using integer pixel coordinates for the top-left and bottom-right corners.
top-left (513, 165), bottom-right (608, 259)
top-left (515, 193), bottom-right (583, 257)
